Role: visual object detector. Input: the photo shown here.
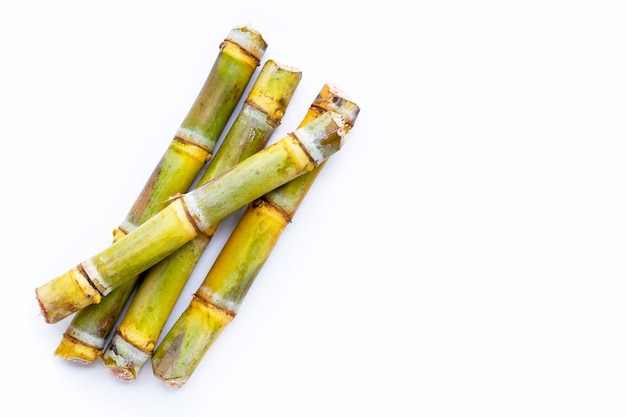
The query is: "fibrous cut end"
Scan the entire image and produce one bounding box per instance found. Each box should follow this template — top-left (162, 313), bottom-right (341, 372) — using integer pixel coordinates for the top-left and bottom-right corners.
top-left (162, 377), bottom-right (189, 389)
top-left (35, 267), bottom-right (102, 324)
top-left (101, 333), bottom-right (151, 381)
top-left (109, 366), bottom-right (135, 382)
top-left (314, 84), bottom-right (360, 128)
top-left (221, 25), bottom-right (267, 68)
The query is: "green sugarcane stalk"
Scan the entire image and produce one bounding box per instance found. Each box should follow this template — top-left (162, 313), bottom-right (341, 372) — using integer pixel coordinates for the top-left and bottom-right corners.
top-left (101, 60), bottom-right (302, 380)
top-left (35, 111), bottom-right (348, 324)
top-left (52, 25), bottom-right (267, 363)
top-left (151, 84), bottom-right (359, 388)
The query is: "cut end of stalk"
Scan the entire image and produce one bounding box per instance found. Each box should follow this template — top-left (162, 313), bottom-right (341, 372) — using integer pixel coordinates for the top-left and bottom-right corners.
top-left (35, 267), bottom-right (102, 324)
top-left (314, 84), bottom-right (361, 128)
top-left (246, 59), bottom-right (302, 124)
top-left (101, 332), bottom-right (151, 381)
top-left (161, 377), bottom-right (189, 389)
top-left (54, 334), bottom-right (102, 364)
top-left (222, 26), bottom-right (267, 68)
top-left (110, 367), bottom-right (134, 382)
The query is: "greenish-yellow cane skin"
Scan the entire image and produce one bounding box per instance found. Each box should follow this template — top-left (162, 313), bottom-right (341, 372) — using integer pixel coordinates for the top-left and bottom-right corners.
top-left (152, 295), bottom-right (232, 387)
top-left (114, 235), bottom-right (210, 353)
top-left (122, 107), bottom-right (277, 333)
top-left (177, 54), bottom-right (256, 153)
top-left (151, 186), bottom-right (292, 383)
top-left (60, 282), bottom-right (135, 350)
top-left (87, 201), bottom-right (200, 294)
top-left (124, 47), bottom-right (261, 230)
top-left (102, 61), bottom-right (304, 378)
top-left (123, 107), bottom-right (278, 328)
top-left (37, 113), bottom-right (345, 324)
top-left (56, 30), bottom-right (264, 361)
top-left (199, 200), bottom-right (289, 311)
top-left (152, 87), bottom-right (360, 386)
top-left (150, 192), bottom-right (290, 385)
top-left (104, 89), bottom-right (300, 373)
top-left (181, 137), bottom-right (311, 229)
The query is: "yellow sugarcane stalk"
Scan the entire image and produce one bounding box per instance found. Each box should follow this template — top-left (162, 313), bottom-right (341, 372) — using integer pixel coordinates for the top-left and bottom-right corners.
top-left (52, 26), bottom-right (267, 364)
top-left (151, 84), bottom-right (359, 387)
top-left (35, 111), bottom-right (348, 324)
top-left (101, 59), bottom-right (302, 380)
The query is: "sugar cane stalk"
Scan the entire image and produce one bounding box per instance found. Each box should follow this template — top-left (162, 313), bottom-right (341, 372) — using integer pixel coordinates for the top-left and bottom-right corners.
top-left (151, 85), bottom-right (359, 387)
top-left (35, 111), bottom-right (348, 324)
top-left (51, 25), bottom-right (267, 363)
top-left (101, 60), bottom-right (302, 380)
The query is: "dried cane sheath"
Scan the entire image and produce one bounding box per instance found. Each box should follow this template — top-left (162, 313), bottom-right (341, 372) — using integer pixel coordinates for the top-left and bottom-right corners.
top-left (101, 60), bottom-right (302, 379)
top-left (35, 111), bottom-right (348, 324)
top-left (151, 85), bottom-right (359, 387)
top-left (52, 26), bottom-right (266, 363)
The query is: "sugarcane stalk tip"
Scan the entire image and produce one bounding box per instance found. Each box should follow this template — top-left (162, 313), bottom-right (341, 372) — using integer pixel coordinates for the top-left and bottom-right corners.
top-left (36, 291), bottom-right (51, 324)
top-left (35, 267), bottom-right (104, 324)
top-left (160, 376), bottom-right (188, 389)
top-left (102, 332), bottom-right (151, 381)
top-left (222, 25), bottom-right (267, 65)
top-left (315, 84), bottom-right (361, 127)
top-left (245, 59), bottom-right (302, 125)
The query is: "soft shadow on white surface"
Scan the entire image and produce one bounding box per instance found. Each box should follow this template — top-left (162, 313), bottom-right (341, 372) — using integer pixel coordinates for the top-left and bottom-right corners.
top-left (1, 1), bottom-right (626, 416)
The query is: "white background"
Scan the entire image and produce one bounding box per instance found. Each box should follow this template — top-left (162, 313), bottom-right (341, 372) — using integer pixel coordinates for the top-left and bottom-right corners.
top-left (1, 1), bottom-right (625, 415)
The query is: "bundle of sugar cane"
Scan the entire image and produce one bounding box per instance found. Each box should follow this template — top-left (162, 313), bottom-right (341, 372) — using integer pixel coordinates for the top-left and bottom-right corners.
top-left (52, 25), bottom-right (267, 364)
top-left (101, 83), bottom-right (353, 380)
top-left (35, 110), bottom-right (348, 324)
top-left (151, 85), bottom-right (359, 387)
top-left (100, 59), bottom-right (302, 380)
